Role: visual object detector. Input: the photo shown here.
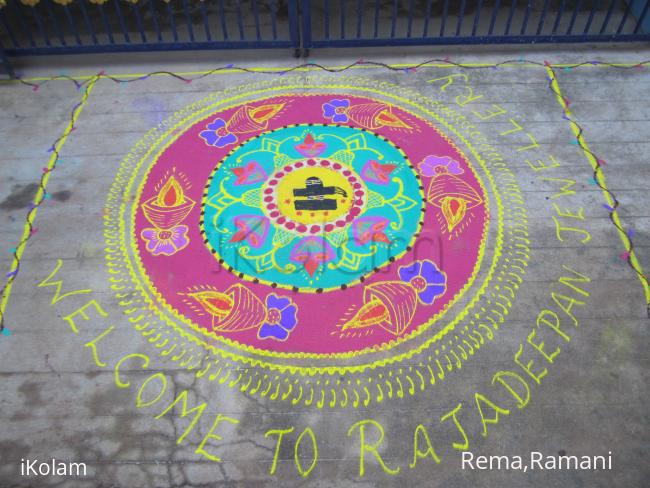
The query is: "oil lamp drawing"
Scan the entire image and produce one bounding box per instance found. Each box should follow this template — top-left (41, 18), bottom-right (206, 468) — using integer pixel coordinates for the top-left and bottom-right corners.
top-left (341, 281), bottom-right (418, 337)
top-left (182, 285), bottom-right (299, 341)
top-left (140, 175), bottom-right (195, 256)
top-left (339, 260), bottom-right (446, 337)
top-left (322, 99), bottom-right (411, 130)
top-left (419, 155), bottom-right (483, 234)
top-left (182, 284), bottom-right (267, 333)
top-left (200, 103), bottom-right (285, 148)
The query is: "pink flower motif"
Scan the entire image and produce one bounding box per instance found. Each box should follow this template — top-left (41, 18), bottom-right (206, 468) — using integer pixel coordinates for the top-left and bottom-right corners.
top-left (290, 237), bottom-right (335, 277)
top-left (419, 155), bottom-right (463, 177)
top-left (360, 159), bottom-right (397, 185)
top-left (141, 225), bottom-right (189, 256)
top-left (231, 161), bottom-right (267, 186)
top-left (295, 133), bottom-right (328, 157)
top-left (352, 216), bottom-right (391, 245)
top-left (229, 215), bottom-right (269, 248)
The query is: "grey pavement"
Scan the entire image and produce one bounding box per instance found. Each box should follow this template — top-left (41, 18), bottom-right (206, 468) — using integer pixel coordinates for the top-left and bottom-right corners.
top-left (0, 44), bottom-right (648, 487)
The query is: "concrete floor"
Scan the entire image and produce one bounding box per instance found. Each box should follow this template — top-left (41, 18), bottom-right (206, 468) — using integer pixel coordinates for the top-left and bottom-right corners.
top-left (0, 44), bottom-right (648, 487)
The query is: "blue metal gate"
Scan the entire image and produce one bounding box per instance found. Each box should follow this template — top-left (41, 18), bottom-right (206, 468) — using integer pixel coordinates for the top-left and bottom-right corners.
top-left (1, 0), bottom-right (649, 76)
top-left (301, 0), bottom-right (650, 50)
top-left (0, 39), bottom-right (12, 76)
top-left (0, 0), bottom-right (300, 56)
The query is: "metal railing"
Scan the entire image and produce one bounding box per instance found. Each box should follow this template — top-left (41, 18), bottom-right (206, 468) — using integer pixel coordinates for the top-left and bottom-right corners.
top-left (0, 0), bottom-right (300, 56)
top-left (301, 0), bottom-right (650, 50)
top-left (0, 39), bottom-right (13, 76)
top-left (0, 0), bottom-right (649, 75)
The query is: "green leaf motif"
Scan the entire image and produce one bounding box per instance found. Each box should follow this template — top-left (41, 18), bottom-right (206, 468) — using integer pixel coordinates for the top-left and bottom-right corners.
top-left (273, 153), bottom-right (293, 168)
top-left (261, 138), bottom-right (281, 153)
top-left (205, 191), bottom-right (237, 210)
top-left (391, 194), bottom-right (418, 212)
top-left (272, 228), bottom-right (296, 247)
top-left (241, 188), bottom-right (262, 208)
top-left (344, 133), bottom-right (368, 151)
top-left (329, 149), bottom-right (355, 165)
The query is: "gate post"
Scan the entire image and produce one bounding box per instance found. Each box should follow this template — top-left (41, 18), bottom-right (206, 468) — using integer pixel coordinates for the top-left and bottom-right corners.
top-left (300, 0), bottom-right (312, 57)
top-left (0, 40), bottom-right (14, 79)
top-left (288, 0), bottom-right (301, 57)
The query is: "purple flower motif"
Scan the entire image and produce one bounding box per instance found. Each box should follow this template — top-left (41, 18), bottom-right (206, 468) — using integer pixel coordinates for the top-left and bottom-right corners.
top-left (322, 99), bottom-right (350, 123)
top-left (199, 118), bottom-right (238, 148)
top-left (258, 294), bottom-right (298, 341)
top-left (141, 225), bottom-right (189, 256)
top-left (419, 155), bottom-right (463, 178)
top-left (398, 259), bottom-right (447, 305)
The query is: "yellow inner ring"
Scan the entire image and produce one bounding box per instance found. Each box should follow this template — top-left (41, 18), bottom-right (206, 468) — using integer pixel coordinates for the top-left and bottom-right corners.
top-left (275, 166), bottom-right (355, 225)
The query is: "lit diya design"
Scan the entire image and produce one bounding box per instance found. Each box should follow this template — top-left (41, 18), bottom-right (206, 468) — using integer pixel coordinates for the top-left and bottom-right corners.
top-left (339, 260), bottom-right (447, 337)
top-left (200, 103), bottom-right (285, 148)
top-left (181, 285), bottom-right (298, 341)
top-left (420, 155), bottom-right (483, 236)
top-left (181, 285), bottom-right (266, 332)
top-left (322, 99), bottom-right (411, 130)
top-left (140, 175), bottom-right (195, 256)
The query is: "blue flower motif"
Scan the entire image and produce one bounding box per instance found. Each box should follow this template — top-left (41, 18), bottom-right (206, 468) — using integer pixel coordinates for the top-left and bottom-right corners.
top-left (258, 293), bottom-right (298, 341)
top-left (398, 259), bottom-right (447, 305)
top-left (322, 99), bottom-right (350, 123)
top-left (199, 118), bottom-right (238, 148)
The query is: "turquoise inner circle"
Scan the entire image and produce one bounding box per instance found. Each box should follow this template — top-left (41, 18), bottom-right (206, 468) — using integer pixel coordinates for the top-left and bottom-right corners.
top-left (201, 124), bottom-right (423, 290)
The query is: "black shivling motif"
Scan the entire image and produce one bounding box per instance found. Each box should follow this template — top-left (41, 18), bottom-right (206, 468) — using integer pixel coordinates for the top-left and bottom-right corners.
top-left (293, 176), bottom-right (347, 211)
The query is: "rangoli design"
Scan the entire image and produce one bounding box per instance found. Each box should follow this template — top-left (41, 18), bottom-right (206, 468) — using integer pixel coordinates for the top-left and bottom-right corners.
top-left (201, 124), bottom-right (423, 291)
top-left (103, 76), bottom-right (532, 408)
top-left (130, 93), bottom-right (488, 355)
